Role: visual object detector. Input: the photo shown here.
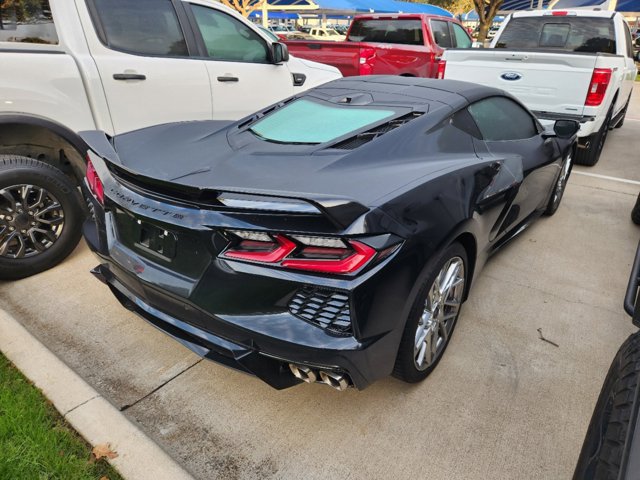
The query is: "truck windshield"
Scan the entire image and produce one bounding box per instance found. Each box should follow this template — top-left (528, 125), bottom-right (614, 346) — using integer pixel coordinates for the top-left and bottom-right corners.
top-left (250, 99), bottom-right (396, 144)
top-left (495, 17), bottom-right (616, 54)
top-left (348, 19), bottom-right (424, 46)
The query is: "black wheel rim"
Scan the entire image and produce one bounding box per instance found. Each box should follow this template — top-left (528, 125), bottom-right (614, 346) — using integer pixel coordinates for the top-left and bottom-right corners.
top-left (0, 184), bottom-right (65, 259)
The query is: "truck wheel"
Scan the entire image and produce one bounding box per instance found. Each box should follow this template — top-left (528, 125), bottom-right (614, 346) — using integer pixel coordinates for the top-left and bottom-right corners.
top-left (632, 193), bottom-right (640, 225)
top-left (573, 332), bottom-right (640, 480)
top-left (575, 105), bottom-right (613, 167)
top-left (614, 97), bottom-right (630, 129)
top-left (0, 156), bottom-right (84, 280)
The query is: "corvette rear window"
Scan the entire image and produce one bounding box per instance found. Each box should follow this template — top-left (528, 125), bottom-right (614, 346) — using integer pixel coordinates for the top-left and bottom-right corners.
top-left (250, 99), bottom-right (396, 144)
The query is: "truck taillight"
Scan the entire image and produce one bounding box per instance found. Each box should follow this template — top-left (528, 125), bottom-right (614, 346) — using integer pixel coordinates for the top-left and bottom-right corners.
top-left (585, 68), bottom-right (612, 107)
top-left (358, 48), bottom-right (376, 76)
top-left (221, 230), bottom-right (382, 275)
top-left (436, 60), bottom-right (446, 79)
top-left (85, 157), bottom-right (104, 205)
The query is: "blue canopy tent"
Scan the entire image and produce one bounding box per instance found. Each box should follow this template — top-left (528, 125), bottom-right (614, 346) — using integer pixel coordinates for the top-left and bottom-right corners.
top-left (553, 0), bottom-right (640, 10)
top-left (498, 0), bottom-right (554, 11)
top-left (249, 11), bottom-right (300, 18)
top-left (461, 9), bottom-right (505, 20)
top-left (253, 0), bottom-right (453, 25)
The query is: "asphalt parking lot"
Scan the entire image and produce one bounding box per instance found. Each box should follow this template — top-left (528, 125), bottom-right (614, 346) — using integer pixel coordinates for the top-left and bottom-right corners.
top-left (1, 90), bottom-right (640, 480)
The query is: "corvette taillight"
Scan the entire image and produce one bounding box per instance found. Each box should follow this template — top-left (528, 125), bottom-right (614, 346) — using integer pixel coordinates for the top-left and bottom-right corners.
top-left (585, 68), bottom-right (611, 107)
top-left (223, 234), bottom-right (296, 263)
top-left (86, 157), bottom-right (104, 205)
top-left (221, 231), bottom-right (380, 275)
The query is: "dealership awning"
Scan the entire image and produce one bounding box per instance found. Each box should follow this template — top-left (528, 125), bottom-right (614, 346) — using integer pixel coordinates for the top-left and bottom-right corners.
top-left (498, 0), bottom-right (554, 11)
top-left (252, 0), bottom-right (453, 24)
top-left (461, 9), bottom-right (505, 20)
top-left (256, 0), bottom-right (452, 15)
top-left (552, 0), bottom-right (640, 11)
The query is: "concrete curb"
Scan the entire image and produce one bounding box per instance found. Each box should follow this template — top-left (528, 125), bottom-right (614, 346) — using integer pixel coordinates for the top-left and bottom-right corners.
top-left (0, 307), bottom-right (194, 480)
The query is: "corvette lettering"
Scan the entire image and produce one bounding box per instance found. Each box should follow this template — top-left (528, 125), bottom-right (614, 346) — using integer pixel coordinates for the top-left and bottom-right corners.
top-left (110, 188), bottom-right (184, 219)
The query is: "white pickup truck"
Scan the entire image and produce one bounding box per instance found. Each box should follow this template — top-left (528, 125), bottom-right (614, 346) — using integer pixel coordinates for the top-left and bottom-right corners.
top-left (441, 10), bottom-right (637, 167)
top-left (0, 0), bottom-right (340, 280)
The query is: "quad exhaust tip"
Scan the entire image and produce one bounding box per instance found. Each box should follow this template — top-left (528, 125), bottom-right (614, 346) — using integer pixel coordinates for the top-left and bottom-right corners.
top-left (288, 363), bottom-right (350, 391)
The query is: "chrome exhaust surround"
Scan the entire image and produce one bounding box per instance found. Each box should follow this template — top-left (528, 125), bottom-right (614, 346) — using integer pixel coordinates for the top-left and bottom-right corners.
top-left (289, 364), bottom-right (317, 383)
top-left (319, 370), bottom-right (349, 391)
top-left (289, 363), bottom-right (351, 391)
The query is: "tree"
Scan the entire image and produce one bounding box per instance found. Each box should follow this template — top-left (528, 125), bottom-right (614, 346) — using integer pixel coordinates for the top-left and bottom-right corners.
top-left (472, 0), bottom-right (503, 42)
top-left (218, 0), bottom-right (267, 17)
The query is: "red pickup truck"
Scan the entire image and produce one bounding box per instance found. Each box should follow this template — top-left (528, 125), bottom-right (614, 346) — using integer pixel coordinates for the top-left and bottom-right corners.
top-left (284, 14), bottom-right (472, 78)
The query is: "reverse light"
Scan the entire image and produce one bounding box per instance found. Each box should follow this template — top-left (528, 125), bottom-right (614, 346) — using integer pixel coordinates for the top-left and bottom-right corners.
top-left (585, 68), bottom-right (612, 107)
top-left (436, 60), bottom-right (446, 80)
top-left (221, 231), bottom-right (383, 275)
top-left (86, 157), bottom-right (104, 205)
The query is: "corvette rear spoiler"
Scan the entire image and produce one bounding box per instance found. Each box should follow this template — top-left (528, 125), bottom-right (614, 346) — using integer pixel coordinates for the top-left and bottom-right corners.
top-left (80, 130), bottom-right (369, 230)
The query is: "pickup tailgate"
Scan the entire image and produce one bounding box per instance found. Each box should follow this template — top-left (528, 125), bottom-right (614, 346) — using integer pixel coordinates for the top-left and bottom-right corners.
top-left (284, 40), bottom-right (363, 77)
top-left (443, 49), bottom-right (598, 117)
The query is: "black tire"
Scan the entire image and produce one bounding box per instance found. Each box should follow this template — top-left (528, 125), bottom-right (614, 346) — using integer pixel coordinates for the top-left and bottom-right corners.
top-left (573, 332), bottom-right (640, 480)
top-left (0, 155), bottom-right (84, 280)
top-left (632, 193), bottom-right (640, 226)
top-left (544, 148), bottom-right (573, 216)
top-left (393, 242), bottom-right (468, 383)
top-left (575, 105), bottom-right (613, 167)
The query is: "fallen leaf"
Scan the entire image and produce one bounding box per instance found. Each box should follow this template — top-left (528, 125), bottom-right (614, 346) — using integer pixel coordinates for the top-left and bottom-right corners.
top-left (100, 477), bottom-right (110, 480)
top-left (92, 443), bottom-right (118, 461)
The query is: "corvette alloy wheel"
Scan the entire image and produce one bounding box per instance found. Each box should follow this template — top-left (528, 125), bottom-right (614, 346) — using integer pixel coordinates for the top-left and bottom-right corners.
top-left (413, 256), bottom-right (465, 371)
top-left (553, 152), bottom-right (572, 206)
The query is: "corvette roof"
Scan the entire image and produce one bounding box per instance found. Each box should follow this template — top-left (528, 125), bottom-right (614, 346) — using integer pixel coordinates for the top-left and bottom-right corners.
top-left (312, 76), bottom-right (503, 107)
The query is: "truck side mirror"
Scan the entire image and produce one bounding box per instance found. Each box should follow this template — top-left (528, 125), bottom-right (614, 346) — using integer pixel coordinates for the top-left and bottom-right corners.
top-left (271, 42), bottom-right (290, 64)
top-left (553, 119), bottom-right (580, 139)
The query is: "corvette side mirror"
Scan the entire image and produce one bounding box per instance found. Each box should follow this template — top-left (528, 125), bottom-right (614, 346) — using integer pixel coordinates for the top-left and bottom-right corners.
top-left (553, 120), bottom-right (580, 139)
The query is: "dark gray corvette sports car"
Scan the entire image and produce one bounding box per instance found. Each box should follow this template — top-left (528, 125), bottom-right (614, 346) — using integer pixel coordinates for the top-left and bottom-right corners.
top-left (81, 77), bottom-right (578, 391)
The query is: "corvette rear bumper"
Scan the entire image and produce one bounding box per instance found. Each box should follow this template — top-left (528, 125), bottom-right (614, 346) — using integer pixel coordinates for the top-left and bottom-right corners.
top-left (83, 202), bottom-right (405, 391)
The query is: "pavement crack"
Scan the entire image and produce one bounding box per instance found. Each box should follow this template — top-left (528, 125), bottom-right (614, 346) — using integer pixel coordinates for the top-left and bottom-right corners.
top-left (63, 394), bottom-right (101, 417)
top-left (120, 359), bottom-right (203, 412)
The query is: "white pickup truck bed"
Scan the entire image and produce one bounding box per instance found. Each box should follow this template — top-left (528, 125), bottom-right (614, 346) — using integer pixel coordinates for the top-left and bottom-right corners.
top-left (442, 10), bottom-right (637, 166)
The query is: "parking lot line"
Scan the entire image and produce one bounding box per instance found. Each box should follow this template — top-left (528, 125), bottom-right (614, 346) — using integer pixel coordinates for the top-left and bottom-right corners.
top-left (573, 170), bottom-right (640, 186)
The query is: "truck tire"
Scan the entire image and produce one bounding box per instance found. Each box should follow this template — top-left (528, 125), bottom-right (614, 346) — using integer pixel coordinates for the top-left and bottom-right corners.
top-left (0, 155), bottom-right (84, 280)
top-left (575, 105), bottom-right (613, 167)
top-left (614, 97), bottom-right (630, 129)
top-left (573, 331), bottom-right (640, 480)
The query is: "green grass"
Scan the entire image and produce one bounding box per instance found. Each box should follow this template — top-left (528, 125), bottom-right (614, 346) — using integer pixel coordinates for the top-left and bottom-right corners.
top-left (0, 354), bottom-right (122, 480)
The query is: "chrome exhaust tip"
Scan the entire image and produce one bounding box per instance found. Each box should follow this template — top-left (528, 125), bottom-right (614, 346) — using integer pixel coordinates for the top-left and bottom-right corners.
top-left (289, 364), bottom-right (317, 383)
top-left (319, 370), bottom-right (349, 391)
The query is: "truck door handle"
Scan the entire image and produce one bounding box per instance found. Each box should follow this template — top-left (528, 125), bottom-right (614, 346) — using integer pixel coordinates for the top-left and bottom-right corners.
top-left (113, 73), bottom-right (146, 81)
top-left (217, 76), bottom-right (239, 82)
top-left (308, 43), bottom-right (322, 49)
